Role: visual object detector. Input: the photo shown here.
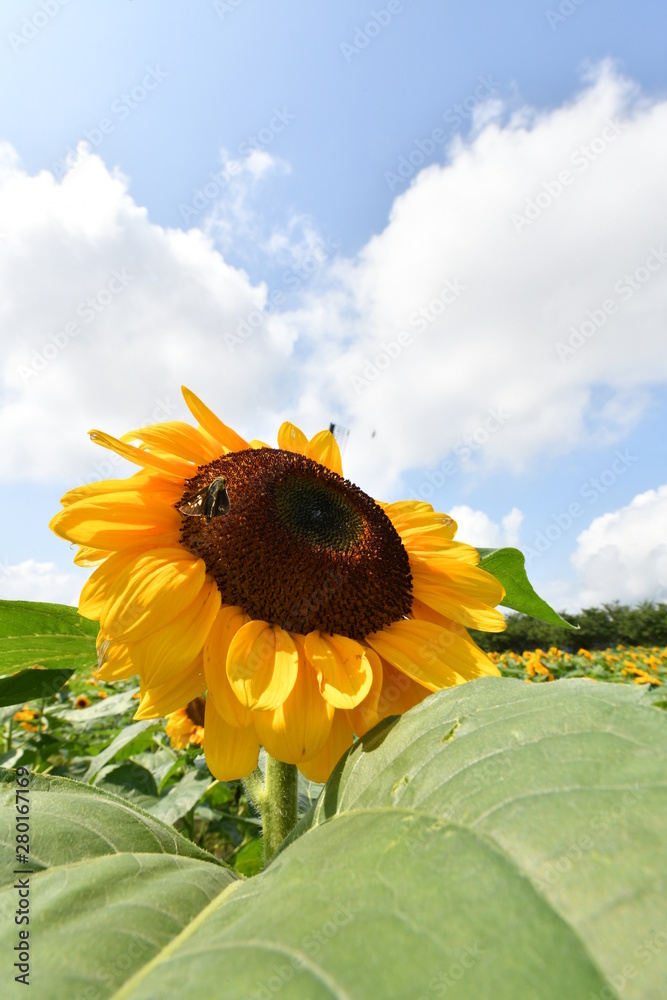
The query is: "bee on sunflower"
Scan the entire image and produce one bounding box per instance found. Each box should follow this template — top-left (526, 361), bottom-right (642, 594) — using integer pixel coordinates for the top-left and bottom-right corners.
top-left (50, 387), bottom-right (506, 786)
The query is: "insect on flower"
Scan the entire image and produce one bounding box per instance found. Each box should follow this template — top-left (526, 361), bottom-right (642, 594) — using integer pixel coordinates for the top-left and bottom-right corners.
top-left (178, 476), bottom-right (231, 522)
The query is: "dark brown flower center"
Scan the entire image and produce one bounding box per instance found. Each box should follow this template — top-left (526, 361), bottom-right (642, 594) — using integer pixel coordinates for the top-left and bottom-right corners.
top-left (185, 696), bottom-right (206, 727)
top-left (177, 448), bottom-right (412, 639)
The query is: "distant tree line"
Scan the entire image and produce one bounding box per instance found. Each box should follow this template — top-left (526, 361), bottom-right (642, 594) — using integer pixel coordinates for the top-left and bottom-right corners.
top-left (471, 602), bottom-right (667, 653)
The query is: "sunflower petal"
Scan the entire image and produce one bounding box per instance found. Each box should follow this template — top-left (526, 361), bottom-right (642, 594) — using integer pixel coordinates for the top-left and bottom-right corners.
top-left (49, 491), bottom-right (181, 551)
top-left (306, 430), bottom-right (343, 475)
top-left (298, 710), bottom-right (354, 782)
top-left (227, 621), bottom-right (298, 710)
top-left (96, 636), bottom-right (135, 681)
top-left (122, 421), bottom-right (220, 465)
top-left (204, 606), bottom-right (252, 727)
top-left (88, 429), bottom-right (194, 478)
top-left (277, 421), bottom-right (308, 455)
top-left (204, 696), bottom-right (260, 781)
top-left (134, 654), bottom-right (206, 719)
top-left (127, 578), bottom-right (221, 686)
top-left (252, 635), bottom-right (334, 762)
top-left (374, 659), bottom-right (432, 717)
top-left (304, 632), bottom-right (373, 709)
top-left (411, 561), bottom-right (506, 632)
top-left (100, 548), bottom-right (207, 642)
top-left (181, 386), bottom-right (248, 453)
top-left (346, 646), bottom-right (384, 737)
top-left (366, 618), bottom-right (499, 690)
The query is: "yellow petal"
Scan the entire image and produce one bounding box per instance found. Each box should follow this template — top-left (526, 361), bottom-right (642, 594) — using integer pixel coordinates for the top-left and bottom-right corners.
top-left (96, 636), bottom-right (136, 681)
top-left (306, 430), bottom-right (342, 475)
top-left (401, 532), bottom-right (480, 564)
top-left (61, 471), bottom-right (157, 507)
top-left (122, 421), bottom-right (221, 465)
top-left (253, 635), bottom-right (334, 762)
top-left (298, 710), bottom-right (354, 782)
top-left (181, 386), bottom-right (248, 453)
top-left (411, 561), bottom-right (506, 632)
top-left (88, 429), bottom-right (194, 479)
top-left (134, 654), bottom-right (206, 719)
top-left (49, 491), bottom-right (181, 551)
top-left (249, 439), bottom-right (270, 449)
top-left (367, 619), bottom-right (499, 690)
top-left (373, 659), bottom-right (432, 717)
top-left (304, 632), bottom-right (373, 709)
top-left (204, 696), bottom-right (260, 781)
top-left (204, 606), bottom-right (252, 727)
top-left (383, 501), bottom-right (457, 539)
top-left (227, 621), bottom-right (298, 710)
top-left (100, 548), bottom-right (206, 642)
top-left (79, 550), bottom-right (141, 620)
top-left (73, 546), bottom-right (110, 567)
top-left (127, 578), bottom-right (221, 686)
top-left (277, 422), bottom-right (308, 455)
top-left (346, 646), bottom-right (384, 737)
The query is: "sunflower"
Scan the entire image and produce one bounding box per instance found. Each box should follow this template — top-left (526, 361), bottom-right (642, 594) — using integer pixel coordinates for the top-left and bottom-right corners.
top-left (50, 387), bottom-right (506, 782)
top-left (165, 696), bottom-right (206, 749)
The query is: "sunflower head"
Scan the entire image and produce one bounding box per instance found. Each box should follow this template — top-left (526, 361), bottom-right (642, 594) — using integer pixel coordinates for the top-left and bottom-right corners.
top-left (50, 387), bottom-right (506, 782)
top-left (165, 696), bottom-right (206, 749)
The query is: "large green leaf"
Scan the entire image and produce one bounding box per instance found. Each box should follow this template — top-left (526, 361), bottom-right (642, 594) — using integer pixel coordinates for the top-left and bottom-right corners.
top-left (0, 666), bottom-right (73, 707)
top-left (1, 680), bottom-right (664, 998)
top-left (0, 600), bottom-right (98, 678)
top-left (477, 547), bottom-right (576, 627)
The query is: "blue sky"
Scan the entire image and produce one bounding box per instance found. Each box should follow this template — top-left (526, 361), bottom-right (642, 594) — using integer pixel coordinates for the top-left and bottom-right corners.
top-left (1, 0), bottom-right (666, 612)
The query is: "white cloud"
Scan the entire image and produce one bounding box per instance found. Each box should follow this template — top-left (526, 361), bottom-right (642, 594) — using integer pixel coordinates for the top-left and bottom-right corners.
top-left (0, 143), bottom-right (296, 483)
top-left (0, 560), bottom-right (83, 605)
top-left (449, 505), bottom-right (523, 549)
top-left (282, 62), bottom-right (667, 495)
top-left (571, 486), bottom-right (667, 606)
top-left (0, 62), bottom-right (666, 510)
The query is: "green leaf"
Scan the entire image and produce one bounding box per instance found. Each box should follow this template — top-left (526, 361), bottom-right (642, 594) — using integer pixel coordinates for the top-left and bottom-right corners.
top-left (4, 679), bottom-right (664, 998)
top-left (233, 837), bottom-right (264, 877)
top-left (86, 719), bottom-right (159, 782)
top-left (477, 546), bottom-right (576, 627)
top-left (0, 600), bottom-right (98, 677)
top-left (0, 666), bottom-right (73, 707)
top-left (145, 769), bottom-right (213, 826)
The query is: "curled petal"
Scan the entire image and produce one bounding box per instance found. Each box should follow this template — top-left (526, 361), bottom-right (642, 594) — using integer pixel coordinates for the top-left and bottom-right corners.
top-left (253, 635), bottom-right (334, 762)
top-left (227, 621), bottom-right (298, 710)
top-left (306, 430), bottom-right (342, 475)
top-left (204, 696), bottom-right (259, 781)
top-left (181, 386), bottom-right (248, 453)
top-left (298, 710), bottom-right (354, 783)
top-left (277, 421), bottom-right (308, 455)
top-left (204, 606), bottom-right (251, 727)
top-left (304, 632), bottom-right (374, 709)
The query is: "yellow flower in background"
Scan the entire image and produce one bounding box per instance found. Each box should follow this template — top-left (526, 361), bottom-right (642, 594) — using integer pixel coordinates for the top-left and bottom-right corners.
top-left (74, 695), bottom-right (91, 709)
top-left (13, 706), bottom-right (41, 732)
top-left (50, 387), bottom-right (506, 782)
top-left (165, 696), bottom-right (206, 749)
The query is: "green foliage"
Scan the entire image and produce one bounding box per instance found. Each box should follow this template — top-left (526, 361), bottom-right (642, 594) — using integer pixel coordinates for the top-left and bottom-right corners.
top-left (477, 546), bottom-right (575, 627)
top-left (472, 600), bottom-right (667, 652)
top-left (0, 600), bottom-right (98, 676)
top-left (2, 680), bottom-right (665, 998)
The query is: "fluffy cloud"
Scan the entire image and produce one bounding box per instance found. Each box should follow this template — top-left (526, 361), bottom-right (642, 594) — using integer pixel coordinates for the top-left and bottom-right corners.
top-left (285, 62), bottom-right (667, 495)
top-left (1, 62), bottom-right (666, 510)
top-left (0, 143), bottom-right (296, 483)
top-left (0, 560), bottom-right (84, 605)
top-left (571, 486), bottom-right (667, 606)
top-left (449, 506), bottom-right (523, 549)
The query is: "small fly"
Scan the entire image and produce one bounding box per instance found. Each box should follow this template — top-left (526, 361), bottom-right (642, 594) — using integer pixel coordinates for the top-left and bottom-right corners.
top-left (178, 477), bottom-right (231, 523)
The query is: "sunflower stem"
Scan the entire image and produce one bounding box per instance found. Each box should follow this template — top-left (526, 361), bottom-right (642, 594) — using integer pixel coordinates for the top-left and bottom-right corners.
top-left (241, 767), bottom-right (266, 815)
top-left (261, 754), bottom-right (298, 865)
